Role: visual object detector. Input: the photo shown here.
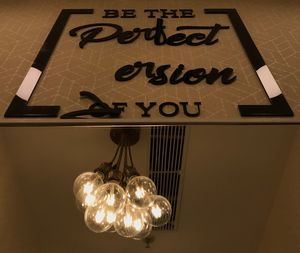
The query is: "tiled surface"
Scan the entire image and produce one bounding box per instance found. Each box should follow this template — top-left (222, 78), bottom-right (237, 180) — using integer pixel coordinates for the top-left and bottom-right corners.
top-left (0, 0), bottom-right (299, 125)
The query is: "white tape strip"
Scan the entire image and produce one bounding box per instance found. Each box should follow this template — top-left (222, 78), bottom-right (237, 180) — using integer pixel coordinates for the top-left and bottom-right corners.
top-left (16, 67), bottom-right (42, 101)
top-left (256, 65), bottom-right (282, 99)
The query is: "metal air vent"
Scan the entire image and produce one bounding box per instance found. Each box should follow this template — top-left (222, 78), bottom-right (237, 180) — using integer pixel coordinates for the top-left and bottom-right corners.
top-left (149, 126), bottom-right (186, 230)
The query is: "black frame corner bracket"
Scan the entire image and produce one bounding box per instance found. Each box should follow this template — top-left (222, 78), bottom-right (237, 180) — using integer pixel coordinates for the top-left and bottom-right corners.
top-left (4, 9), bottom-right (94, 118)
top-left (205, 8), bottom-right (293, 117)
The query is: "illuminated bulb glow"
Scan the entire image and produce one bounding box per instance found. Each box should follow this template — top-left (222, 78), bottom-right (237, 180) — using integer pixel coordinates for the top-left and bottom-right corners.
top-left (124, 214), bottom-right (133, 227)
top-left (107, 211), bottom-right (116, 224)
top-left (135, 187), bottom-right (145, 199)
top-left (151, 206), bottom-right (162, 218)
top-left (83, 182), bottom-right (94, 194)
top-left (106, 194), bottom-right (115, 206)
top-left (84, 194), bottom-right (96, 206)
top-left (95, 210), bottom-right (105, 223)
top-left (133, 219), bottom-right (143, 232)
top-left (75, 171), bottom-right (171, 239)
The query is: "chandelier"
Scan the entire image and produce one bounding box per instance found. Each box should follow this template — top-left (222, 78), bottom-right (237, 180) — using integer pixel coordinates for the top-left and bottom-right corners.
top-left (73, 128), bottom-right (172, 240)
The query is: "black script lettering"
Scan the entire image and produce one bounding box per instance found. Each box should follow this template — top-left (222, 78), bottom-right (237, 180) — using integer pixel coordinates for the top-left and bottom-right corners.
top-left (117, 30), bottom-right (140, 44)
top-left (183, 68), bottom-right (206, 84)
top-left (69, 23), bottom-right (122, 48)
top-left (185, 33), bottom-right (206, 46)
top-left (206, 68), bottom-right (236, 84)
top-left (153, 18), bottom-right (167, 45)
top-left (69, 19), bottom-right (229, 48)
top-left (115, 61), bottom-right (156, 81)
top-left (170, 64), bottom-right (185, 84)
top-left (115, 61), bottom-right (237, 85)
top-left (177, 23), bottom-right (228, 46)
top-left (136, 102), bottom-right (157, 117)
top-left (149, 64), bottom-right (171, 85)
top-left (115, 64), bottom-right (136, 81)
top-left (166, 33), bottom-right (187, 46)
top-left (204, 24), bottom-right (224, 45)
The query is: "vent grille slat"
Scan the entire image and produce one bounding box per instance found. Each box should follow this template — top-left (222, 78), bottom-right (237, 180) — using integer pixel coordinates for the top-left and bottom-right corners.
top-left (149, 126), bottom-right (186, 231)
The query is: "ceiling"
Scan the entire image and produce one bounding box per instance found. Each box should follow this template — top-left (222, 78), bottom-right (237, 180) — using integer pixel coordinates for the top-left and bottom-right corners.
top-left (0, 125), bottom-right (299, 253)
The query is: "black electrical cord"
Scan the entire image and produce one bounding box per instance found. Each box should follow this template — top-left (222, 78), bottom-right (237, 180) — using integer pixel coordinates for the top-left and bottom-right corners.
top-left (128, 146), bottom-right (134, 167)
top-left (110, 144), bottom-right (121, 164)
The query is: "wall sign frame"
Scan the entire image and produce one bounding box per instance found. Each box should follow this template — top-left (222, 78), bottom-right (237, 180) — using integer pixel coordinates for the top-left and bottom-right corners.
top-left (4, 9), bottom-right (94, 118)
top-left (4, 8), bottom-right (294, 119)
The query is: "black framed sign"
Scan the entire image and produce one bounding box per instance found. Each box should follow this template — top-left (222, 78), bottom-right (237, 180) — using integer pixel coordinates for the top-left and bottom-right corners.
top-left (0, 1), bottom-right (299, 125)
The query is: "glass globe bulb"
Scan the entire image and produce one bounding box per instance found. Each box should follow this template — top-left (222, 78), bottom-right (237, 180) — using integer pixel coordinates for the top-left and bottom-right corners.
top-left (73, 172), bottom-right (103, 195)
top-left (133, 222), bottom-right (152, 240)
top-left (133, 210), bottom-right (152, 240)
top-left (126, 176), bottom-right (157, 208)
top-left (114, 203), bottom-right (151, 238)
top-left (74, 172), bottom-right (104, 211)
top-left (84, 203), bottom-right (113, 233)
top-left (73, 172), bottom-right (93, 195)
top-left (95, 182), bottom-right (126, 212)
top-left (148, 195), bottom-right (172, 227)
